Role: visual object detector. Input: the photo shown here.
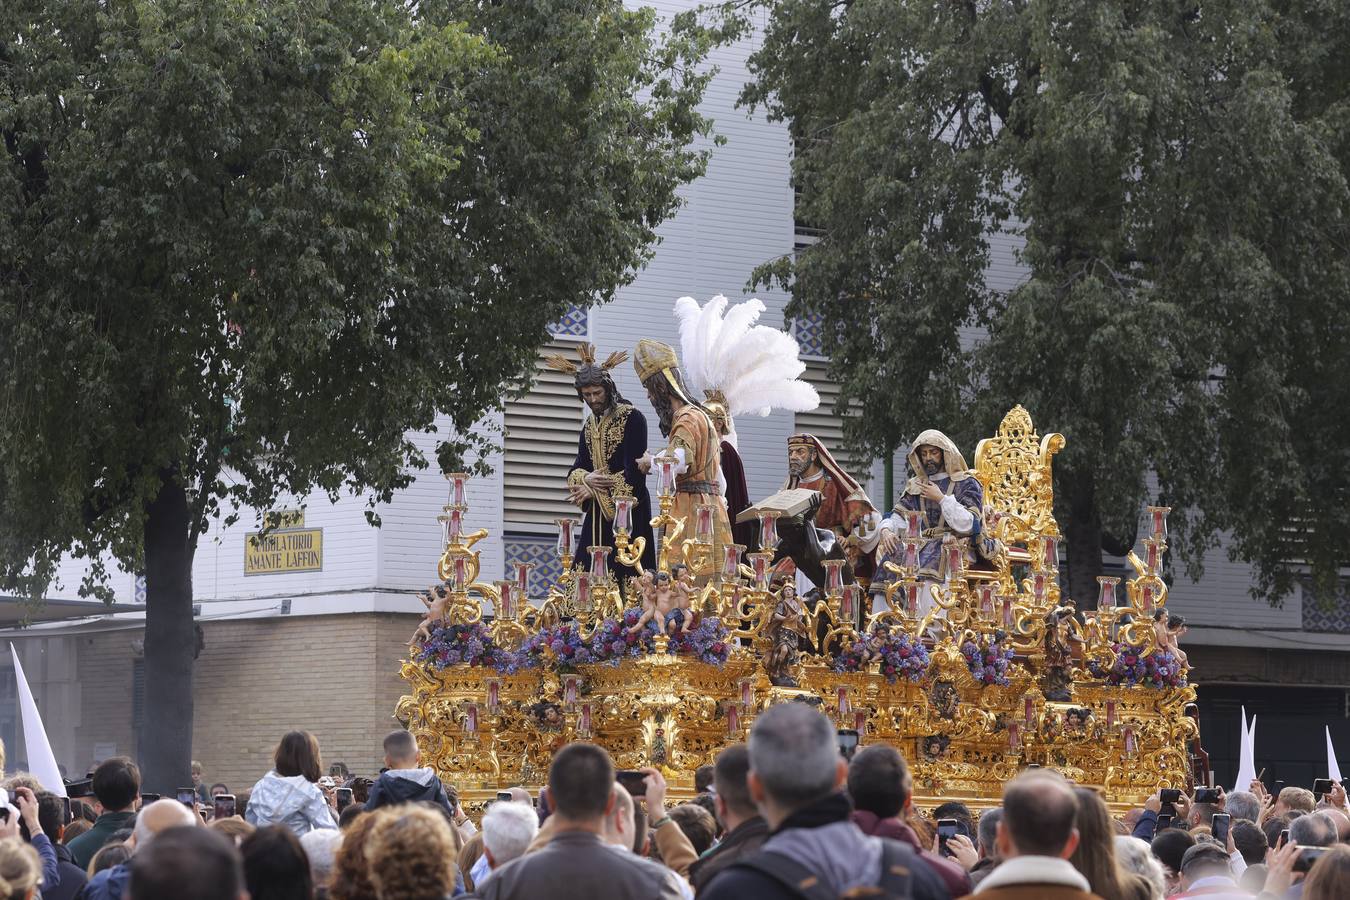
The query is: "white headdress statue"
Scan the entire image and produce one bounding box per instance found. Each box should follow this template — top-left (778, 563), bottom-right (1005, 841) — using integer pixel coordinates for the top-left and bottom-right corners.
top-left (674, 295), bottom-right (820, 428)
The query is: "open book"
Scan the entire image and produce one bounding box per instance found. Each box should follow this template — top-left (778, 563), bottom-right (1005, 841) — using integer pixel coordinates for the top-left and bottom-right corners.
top-left (735, 488), bottom-right (821, 524)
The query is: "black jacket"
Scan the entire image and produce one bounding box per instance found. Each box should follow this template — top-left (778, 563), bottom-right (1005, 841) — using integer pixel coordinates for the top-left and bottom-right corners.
top-left (689, 815), bottom-right (769, 893)
top-left (46, 842), bottom-right (88, 900)
top-left (700, 794), bottom-right (950, 900)
top-left (364, 768), bottom-right (454, 819)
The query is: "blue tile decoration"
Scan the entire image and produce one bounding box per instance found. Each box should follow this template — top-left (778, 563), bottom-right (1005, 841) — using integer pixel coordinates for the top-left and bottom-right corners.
top-left (504, 533), bottom-right (563, 601)
top-left (793, 311), bottom-right (826, 358)
top-left (548, 304), bottom-right (589, 338)
top-left (1301, 582), bottom-right (1350, 633)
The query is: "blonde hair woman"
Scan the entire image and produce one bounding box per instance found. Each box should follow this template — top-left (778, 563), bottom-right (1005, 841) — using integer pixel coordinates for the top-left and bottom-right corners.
top-left (365, 805), bottom-right (460, 900)
top-left (0, 838), bottom-right (41, 900)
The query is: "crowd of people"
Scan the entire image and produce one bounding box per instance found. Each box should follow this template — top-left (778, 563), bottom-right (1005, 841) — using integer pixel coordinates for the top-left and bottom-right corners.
top-left (0, 708), bottom-right (1346, 899)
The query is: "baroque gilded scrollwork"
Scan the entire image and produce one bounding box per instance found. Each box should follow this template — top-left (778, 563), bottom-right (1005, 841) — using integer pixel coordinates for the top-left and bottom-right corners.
top-left (400, 409), bottom-right (1198, 813)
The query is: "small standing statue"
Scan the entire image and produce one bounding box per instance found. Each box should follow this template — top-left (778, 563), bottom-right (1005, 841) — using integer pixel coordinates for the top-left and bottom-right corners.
top-left (765, 579), bottom-right (806, 687)
top-left (1152, 609), bottom-right (1189, 669)
top-left (1042, 604), bottom-right (1079, 701)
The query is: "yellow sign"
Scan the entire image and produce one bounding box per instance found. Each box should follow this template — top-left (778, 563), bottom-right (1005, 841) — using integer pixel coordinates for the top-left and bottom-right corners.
top-left (244, 528), bottom-right (323, 575)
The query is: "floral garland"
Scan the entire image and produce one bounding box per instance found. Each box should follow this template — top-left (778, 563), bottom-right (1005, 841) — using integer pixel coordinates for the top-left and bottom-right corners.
top-left (961, 634), bottom-right (1014, 686)
top-left (666, 616), bottom-right (731, 666)
top-left (832, 628), bottom-right (930, 684)
top-left (414, 621), bottom-right (505, 670)
top-left (1088, 644), bottom-right (1186, 689)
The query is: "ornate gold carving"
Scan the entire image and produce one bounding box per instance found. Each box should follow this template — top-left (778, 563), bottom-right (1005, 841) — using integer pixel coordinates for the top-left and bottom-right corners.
top-left (401, 406), bottom-right (1196, 814)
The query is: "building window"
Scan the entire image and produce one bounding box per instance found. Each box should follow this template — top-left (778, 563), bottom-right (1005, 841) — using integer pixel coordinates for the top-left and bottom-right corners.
top-left (502, 345), bottom-right (585, 530)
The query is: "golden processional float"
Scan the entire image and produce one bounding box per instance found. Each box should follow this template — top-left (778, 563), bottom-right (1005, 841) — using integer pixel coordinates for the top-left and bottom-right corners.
top-left (396, 406), bottom-right (1200, 813)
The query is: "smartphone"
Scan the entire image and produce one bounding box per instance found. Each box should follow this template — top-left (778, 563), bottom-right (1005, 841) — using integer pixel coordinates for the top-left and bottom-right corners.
top-left (140, 793), bottom-right (161, 805)
top-left (335, 788), bottom-right (353, 813)
top-left (937, 818), bottom-right (959, 858)
top-left (1279, 828), bottom-right (1290, 848)
top-left (836, 729), bottom-right (860, 761)
top-left (60, 796), bottom-right (71, 825)
top-left (1194, 787), bottom-right (1220, 804)
top-left (1274, 780), bottom-right (1285, 795)
top-left (616, 770), bottom-right (648, 796)
top-left (1312, 778), bottom-right (1334, 798)
top-left (1211, 813), bottom-right (1231, 845)
top-left (497, 790), bottom-right (513, 802)
top-left (176, 788), bottom-right (196, 807)
top-left (1295, 847), bottom-right (1327, 873)
top-left (1157, 813), bottom-right (1174, 830)
top-left (1159, 788), bottom-right (1181, 803)
top-left (213, 794), bottom-right (237, 820)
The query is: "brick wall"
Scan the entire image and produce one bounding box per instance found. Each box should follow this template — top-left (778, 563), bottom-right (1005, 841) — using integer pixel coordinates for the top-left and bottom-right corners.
top-left (192, 613), bottom-right (420, 791)
top-left (32, 613), bottom-right (420, 788)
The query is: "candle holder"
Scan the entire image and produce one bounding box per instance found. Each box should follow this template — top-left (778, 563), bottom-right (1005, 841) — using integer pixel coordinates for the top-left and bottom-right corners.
top-left (588, 545), bottom-right (610, 583)
top-left (494, 580), bottom-right (517, 620)
top-left (655, 453), bottom-right (679, 499)
top-left (840, 583), bottom-right (859, 623)
top-left (854, 709), bottom-right (868, 735)
top-left (695, 504), bottom-right (714, 544)
top-left (726, 705), bottom-right (741, 735)
top-left (836, 685), bottom-right (851, 717)
top-left (1001, 594), bottom-right (1015, 629)
top-left (1040, 534), bottom-right (1060, 571)
top-left (465, 702), bottom-right (479, 734)
top-left (757, 511), bottom-right (781, 552)
top-left (1147, 505), bottom-right (1170, 540)
top-left (902, 579), bottom-right (921, 617)
top-left (1031, 572), bottom-right (1048, 604)
top-left (563, 675), bottom-right (579, 709)
top-left (750, 551), bottom-right (774, 589)
top-left (976, 583), bottom-right (996, 619)
top-left (578, 701), bottom-right (593, 737)
top-left (1105, 699), bottom-right (1116, 729)
top-left (446, 472), bottom-right (469, 508)
top-left (1097, 576), bottom-right (1120, 611)
top-left (1139, 582), bottom-right (1155, 614)
top-left (1023, 695), bottom-right (1037, 729)
top-left (902, 508), bottom-right (923, 538)
top-left (1008, 721), bottom-right (1021, 752)
top-left (901, 537), bottom-right (921, 572)
top-left (822, 559), bottom-right (846, 595)
top-left (1142, 537), bottom-right (1163, 576)
top-left (555, 518), bottom-right (579, 565)
top-left (452, 555), bottom-right (469, 592)
top-left (739, 678), bottom-right (754, 709)
top-left (574, 571), bottom-right (592, 611)
top-left (722, 544), bottom-right (745, 581)
top-left (514, 562), bottom-right (534, 604)
top-left (614, 497), bottom-right (634, 536)
top-left (486, 678), bottom-right (501, 715)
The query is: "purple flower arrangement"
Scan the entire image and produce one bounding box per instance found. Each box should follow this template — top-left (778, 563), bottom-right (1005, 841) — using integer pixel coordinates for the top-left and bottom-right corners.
top-left (588, 608), bottom-right (658, 665)
top-left (414, 621), bottom-right (505, 670)
top-left (832, 628), bottom-right (930, 684)
top-left (1089, 644), bottom-right (1187, 689)
top-left (666, 616), bottom-right (731, 666)
top-left (508, 621), bottom-right (597, 673)
top-left (961, 635), bottom-right (1014, 686)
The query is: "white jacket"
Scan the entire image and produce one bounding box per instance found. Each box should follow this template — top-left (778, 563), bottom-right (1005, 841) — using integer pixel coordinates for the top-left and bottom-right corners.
top-left (245, 771), bottom-right (337, 836)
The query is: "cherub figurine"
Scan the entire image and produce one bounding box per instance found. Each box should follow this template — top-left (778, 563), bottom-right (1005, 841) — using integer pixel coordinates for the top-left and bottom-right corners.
top-left (410, 583), bottom-right (452, 644)
top-left (670, 563), bottom-right (696, 633)
top-left (1152, 609), bottom-right (1189, 668)
top-left (765, 579), bottom-right (806, 687)
top-left (628, 569), bottom-right (693, 635)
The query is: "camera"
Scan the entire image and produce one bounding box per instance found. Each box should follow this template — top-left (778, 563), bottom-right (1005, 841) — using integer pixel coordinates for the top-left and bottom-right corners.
top-left (1312, 778), bottom-right (1334, 799)
top-left (1194, 787), bottom-right (1220, 804)
top-left (836, 729), bottom-right (860, 761)
top-left (616, 770), bottom-right (648, 796)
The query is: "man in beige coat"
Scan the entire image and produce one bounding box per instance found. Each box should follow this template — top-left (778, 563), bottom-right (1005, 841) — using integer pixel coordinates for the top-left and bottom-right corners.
top-left (963, 770), bottom-right (1103, 900)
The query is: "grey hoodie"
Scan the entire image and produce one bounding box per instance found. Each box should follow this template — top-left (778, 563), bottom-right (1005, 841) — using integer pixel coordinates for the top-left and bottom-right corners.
top-left (245, 771), bottom-right (337, 836)
top-left (761, 821), bottom-right (885, 895)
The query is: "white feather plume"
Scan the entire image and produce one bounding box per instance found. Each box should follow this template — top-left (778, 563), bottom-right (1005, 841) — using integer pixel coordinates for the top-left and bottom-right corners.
top-left (673, 295), bottom-right (820, 419)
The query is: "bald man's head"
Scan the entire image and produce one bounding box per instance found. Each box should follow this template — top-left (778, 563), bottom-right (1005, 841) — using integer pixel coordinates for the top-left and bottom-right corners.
top-left (133, 799), bottom-right (198, 848)
top-left (507, 787), bottom-right (532, 805)
top-left (1000, 771), bottom-right (1080, 858)
top-left (602, 785), bottom-right (635, 849)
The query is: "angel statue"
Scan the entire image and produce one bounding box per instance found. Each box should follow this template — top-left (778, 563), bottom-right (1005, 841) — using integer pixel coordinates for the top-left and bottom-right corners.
top-left (674, 295), bottom-right (820, 551)
top-left (545, 344), bottom-right (656, 590)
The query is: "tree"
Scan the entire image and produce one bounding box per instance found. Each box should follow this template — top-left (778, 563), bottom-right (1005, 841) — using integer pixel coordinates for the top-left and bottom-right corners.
top-left (709, 0), bottom-right (1350, 606)
top-left (0, 0), bottom-right (716, 791)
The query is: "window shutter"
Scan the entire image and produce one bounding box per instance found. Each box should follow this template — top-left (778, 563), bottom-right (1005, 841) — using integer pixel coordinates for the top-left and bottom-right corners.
top-left (503, 346), bottom-right (585, 529)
